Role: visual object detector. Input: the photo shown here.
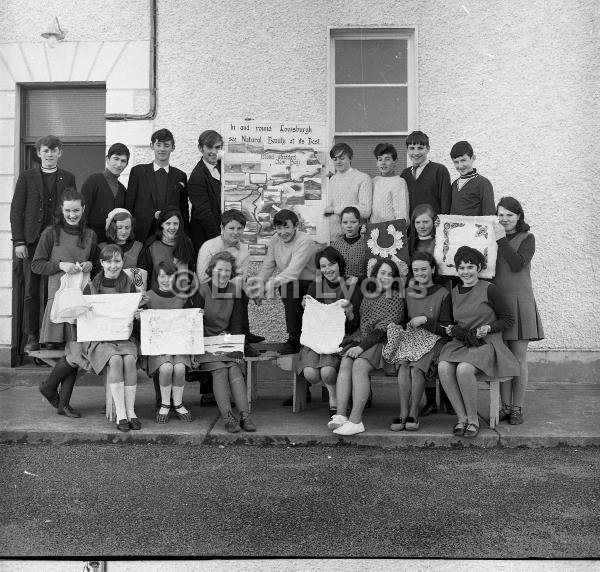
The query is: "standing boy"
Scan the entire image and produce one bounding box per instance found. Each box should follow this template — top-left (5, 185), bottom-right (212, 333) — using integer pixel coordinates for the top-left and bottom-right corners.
top-left (188, 130), bottom-right (224, 254)
top-left (256, 209), bottom-right (317, 354)
top-left (401, 131), bottom-right (452, 216)
top-left (370, 142), bottom-right (410, 223)
top-left (81, 143), bottom-right (130, 243)
top-left (324, 142), bottom-right (372, 240)
top-left (126, 129), bottom-right (188, 243)
top-left (10, 135), bottom-right (76, 351)
top-left (449, 141), bottom-right (495, 216)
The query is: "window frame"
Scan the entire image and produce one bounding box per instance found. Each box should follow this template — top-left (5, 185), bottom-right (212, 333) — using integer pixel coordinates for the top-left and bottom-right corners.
top-left (328, 27), bottom-right (418, 141)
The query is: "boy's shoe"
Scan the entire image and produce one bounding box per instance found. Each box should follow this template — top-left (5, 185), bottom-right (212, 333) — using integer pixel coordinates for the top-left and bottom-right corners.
top-left (24, 335), bottom-right (40, 352)
top-left (327, 414), bottom-right (348, 430)
top-left (278, 338), bottom-right (301, 355)
top-left (224, 411), bottom-right (241, 433)
top-left (333, 420), bottom-right (365, 436)
top-left (246, 333), bottom-right (265, 344)
top-left (240, 412), bottom-right (256, 432)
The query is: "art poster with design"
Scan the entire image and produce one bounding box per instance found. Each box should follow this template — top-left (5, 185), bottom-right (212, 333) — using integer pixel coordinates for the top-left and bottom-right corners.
top-left (140, 309), bottom-right (204, 355)
top-left (365, 218), bottom-right (409, 278)
top-left (433, 214), bottom-right (498, 279)
top-left (221, 120), bottom-right (329, 257)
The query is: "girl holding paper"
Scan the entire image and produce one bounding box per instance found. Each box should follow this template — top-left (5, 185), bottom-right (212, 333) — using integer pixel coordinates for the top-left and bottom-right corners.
top-left (34, 188), bottom-right (97, 418)
top-left (329, 259), bottom-right (404, 436)
top-left (81, 244), bottom-right (142, 432)
top-left (194, 251), bottom-right (256, 433)
top-left (141, 260), bottom-right (194, 424)
top-left (297, 246), bottom-right (363, 419)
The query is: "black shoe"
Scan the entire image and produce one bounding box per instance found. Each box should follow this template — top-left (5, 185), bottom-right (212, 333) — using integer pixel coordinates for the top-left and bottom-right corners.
top-left (365, 389), bottom-right (373, 409)
top-left (116, 419), bottom-right (130, 432)
top-left (57, 404), bottom-right (81, 418)
top-left (278, 339), bottom-right (300, 355)
top-left (244, 344), bottom-right (260, 358)
top-left (128, 417), bottom-right (142, 430)
top-left (282, 390), bottom-right (312, 406)
top-left (246, 332), bottom-right (265, 344)
top-left (24, 335), bottom-right (40, 352)
top-left (39, 380), bottom-right (59, 409)
top-left (200, 393), bottom-right (217, 407)
top-left (44, 342), bottom-right (64, 350)
top-left (421, 404), bottom-right (437, 417)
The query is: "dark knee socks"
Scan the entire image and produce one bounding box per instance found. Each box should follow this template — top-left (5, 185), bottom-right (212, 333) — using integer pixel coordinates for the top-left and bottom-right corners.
top-left (45, 357), bottom-right (77, 394)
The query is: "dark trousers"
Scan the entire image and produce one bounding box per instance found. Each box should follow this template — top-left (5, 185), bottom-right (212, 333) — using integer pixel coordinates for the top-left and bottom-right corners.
top-left (21, 242), bottom-right (42, 336)
top-left (279, 280), bottom-right (312, 340)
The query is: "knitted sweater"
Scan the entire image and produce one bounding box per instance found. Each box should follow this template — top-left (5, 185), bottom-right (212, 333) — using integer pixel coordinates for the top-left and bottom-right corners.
top-left (370, 175), bottom-right (409, 223)
top-left (450, 172), bottom-right (495, 215)
top-left (351, 289), bottom-right (404, 350)
top-left (331, 235), bottom-right (368, 279)
top-left (326, 168), bottom-right (372, 239)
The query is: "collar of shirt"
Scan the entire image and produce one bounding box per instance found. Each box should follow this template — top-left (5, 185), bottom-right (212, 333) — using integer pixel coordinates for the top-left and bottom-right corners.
top-left (413, 159), bottom-right (430, 178)
top-left (153, 162), bottom-right (169, 173)
top-left (202, 158), bottom-right (220, 181)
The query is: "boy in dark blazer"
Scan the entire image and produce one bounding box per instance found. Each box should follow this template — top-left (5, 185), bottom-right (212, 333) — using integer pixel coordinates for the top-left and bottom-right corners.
top-left (81, 143), bottom-right (130, 243)
top-left (188, 129), bottom-right (223, 254)
top-left (126, 129), bottom-right (188, 244)
top-left (10, 135), bottom-right (76, 351)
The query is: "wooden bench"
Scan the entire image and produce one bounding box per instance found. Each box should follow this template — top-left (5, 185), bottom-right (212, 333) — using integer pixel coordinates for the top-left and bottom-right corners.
top-left (478, 375), bottom-right (512, 428)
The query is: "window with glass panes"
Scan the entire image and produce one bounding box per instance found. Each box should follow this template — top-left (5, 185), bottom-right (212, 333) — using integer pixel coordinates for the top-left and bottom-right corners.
top-left (330, 29), bottom-right (416, 177)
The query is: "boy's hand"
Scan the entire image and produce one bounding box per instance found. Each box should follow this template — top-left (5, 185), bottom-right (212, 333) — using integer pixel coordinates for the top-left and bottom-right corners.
top-left (14, 245), bottom-right (28, 259)
top-left (493, 221), bottom-right (506, 241)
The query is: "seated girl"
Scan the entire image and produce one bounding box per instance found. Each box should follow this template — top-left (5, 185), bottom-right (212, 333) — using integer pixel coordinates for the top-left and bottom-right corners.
top-left (141, 260), bottom-right (195, 424)
top-left (438, 246), bottom-right (520, 438)
top-left (194, 251), bottom-right (256, 433)
top-left (331, 206), bottom-right (368, 279)
top-left (390, 252), bottom-right (452, 432)
top-left (34, 188), bottom-right (97, 416)
top-left (329, 260), bottom-right (404, 436)
top-left (297, 246), bottom-right (362, 419)
top-left (81, 244), bottom-right (143, 433)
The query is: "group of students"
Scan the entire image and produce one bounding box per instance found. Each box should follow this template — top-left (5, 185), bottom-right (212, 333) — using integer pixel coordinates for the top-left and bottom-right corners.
top-left (10, 128), bottom-right (543, 437)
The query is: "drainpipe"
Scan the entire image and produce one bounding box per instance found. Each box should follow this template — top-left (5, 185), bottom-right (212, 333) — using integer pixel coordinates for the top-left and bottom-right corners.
top-left (105, 0), bottom-right (157, 120)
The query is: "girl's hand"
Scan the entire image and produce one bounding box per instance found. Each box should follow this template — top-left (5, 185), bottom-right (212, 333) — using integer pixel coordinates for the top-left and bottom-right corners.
top-left (345, 346), bottom-right (364, 359)
top-left (80, 261), bottom-right (93, 273)
top-left (444, 325), bottom-right (454, 336)
top-left (493, 221), bottom-right (506, 241)
top-left (59, 262), bottom-right (80, 274)
top-left (139, 293), bottom-right (150, 307)
top-left (476, 325), bottom-right (491, 338)
top-left (133, 309), bottom-right (142, 320)
top-left (409, 316), bottom-right (427, 328)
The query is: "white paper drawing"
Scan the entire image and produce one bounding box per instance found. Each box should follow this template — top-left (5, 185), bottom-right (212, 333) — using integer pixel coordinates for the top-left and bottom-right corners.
top-left (77, 293), bottom-right (142, 342)
top-left (140, 309), bottom-right (205, 355)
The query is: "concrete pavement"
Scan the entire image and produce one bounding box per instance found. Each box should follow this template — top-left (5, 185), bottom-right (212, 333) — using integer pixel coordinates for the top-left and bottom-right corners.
top-left (1, 365), bottom-right (598, 448)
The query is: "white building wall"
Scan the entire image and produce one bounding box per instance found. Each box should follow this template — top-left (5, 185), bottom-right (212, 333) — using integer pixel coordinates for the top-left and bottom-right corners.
top-left (0, 0), bottom-right (599, 365)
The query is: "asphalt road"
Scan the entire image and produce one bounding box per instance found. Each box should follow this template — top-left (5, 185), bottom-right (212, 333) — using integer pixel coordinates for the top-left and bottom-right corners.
top-left (1, 444), bottom-right (598, 558)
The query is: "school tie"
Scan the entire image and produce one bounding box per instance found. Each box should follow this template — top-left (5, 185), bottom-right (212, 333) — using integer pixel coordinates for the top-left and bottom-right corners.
top-left (412, 165), bottom-right (419, 179)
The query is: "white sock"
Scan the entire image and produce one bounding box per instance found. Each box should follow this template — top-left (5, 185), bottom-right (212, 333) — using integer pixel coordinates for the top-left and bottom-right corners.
top-left (109, 382), bottom-right (127, 421)
top-left (159, 384), bottom-right (172, 414)
top-left (124, 384), bottom-right (137, 420)
top-left (171, 385), bottom-right (188, 413)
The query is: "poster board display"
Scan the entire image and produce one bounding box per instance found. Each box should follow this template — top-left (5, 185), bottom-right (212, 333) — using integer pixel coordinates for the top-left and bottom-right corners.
top-left (433, 215), bottom-right (498, 279)
top-left (221, 120), bottom-right (329, 256)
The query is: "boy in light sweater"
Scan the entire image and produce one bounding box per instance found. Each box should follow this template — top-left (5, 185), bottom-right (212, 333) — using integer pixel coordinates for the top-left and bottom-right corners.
top-left (370, 142), bottom-right (409, 223)
top-left (256, 209), bottom-right (317, 354)
top-left (324, 142), bottom-right (372, 240)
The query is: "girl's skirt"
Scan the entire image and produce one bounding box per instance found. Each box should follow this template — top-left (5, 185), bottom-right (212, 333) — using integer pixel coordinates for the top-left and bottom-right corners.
top-left (296, 346), bottom-right (341, 374)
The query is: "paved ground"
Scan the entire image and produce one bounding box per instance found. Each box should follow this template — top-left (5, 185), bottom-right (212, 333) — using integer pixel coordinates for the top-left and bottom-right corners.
top-left (0, 373), bottom-right (599, 448)
top-left (1, 444), bottom-right (599, 558)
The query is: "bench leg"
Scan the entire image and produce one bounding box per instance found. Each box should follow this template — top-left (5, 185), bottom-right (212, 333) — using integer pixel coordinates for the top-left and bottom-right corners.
top-left (292, 372), bottom-right (307, 413)
top-left (488, 380), bottom-right (499, 428)
top-left (104, 371), bottom-right (116, 422)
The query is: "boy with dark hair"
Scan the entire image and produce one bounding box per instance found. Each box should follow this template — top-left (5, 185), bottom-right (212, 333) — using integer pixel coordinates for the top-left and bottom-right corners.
top-left (324, 142), bottom-right (372, 240)
top-left (10, 135), bottom-right (76, 351)
top-left (256, 209), bottom-right (317, 354)
top-left (81, 143), bottom-right (130, 242)
top-left (188, 129), bottom-right (224, 253)
top-left (370, 142), bottom-right (409, 223)
top-left (449, 140), bottom-right (495, 215)
top-left (401, 131), bottom-right (452, 216)
top-left (126, 129), bottom-right (188, 243)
